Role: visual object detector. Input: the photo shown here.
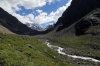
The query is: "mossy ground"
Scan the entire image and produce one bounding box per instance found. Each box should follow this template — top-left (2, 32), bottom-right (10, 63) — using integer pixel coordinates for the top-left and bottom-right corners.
top-left (0, 33), bottom-right (72, 66)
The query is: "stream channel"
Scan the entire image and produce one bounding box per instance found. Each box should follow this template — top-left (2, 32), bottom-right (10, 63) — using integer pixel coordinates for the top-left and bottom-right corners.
top-left (44, 40), bottom-right (100, 63)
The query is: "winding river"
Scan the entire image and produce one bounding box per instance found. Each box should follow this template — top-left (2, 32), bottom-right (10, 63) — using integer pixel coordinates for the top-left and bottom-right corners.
top-left (44, 40), bottom-right (100, 63)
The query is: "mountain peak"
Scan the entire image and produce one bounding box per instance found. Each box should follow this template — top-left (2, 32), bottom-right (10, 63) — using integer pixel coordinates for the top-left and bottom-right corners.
top-left (25, 22), bottom-right (44, 31)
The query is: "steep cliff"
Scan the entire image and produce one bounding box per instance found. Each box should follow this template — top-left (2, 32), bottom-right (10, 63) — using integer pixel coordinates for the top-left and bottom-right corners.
top-left (54, 0), bottom-right (100, 32)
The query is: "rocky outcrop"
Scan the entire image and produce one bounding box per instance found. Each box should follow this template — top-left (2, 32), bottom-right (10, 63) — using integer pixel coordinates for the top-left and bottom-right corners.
top-left (54, 0), bottom-right (100, 32)
top-left (75, 8), bottom-right (100, 35)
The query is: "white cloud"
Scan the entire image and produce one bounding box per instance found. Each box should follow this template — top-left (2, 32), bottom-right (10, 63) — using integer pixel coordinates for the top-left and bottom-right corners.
top-left (0, 0), bottom-right (60, 10)
top-left (36, 9), bottom-right (43, 14)
top-left (33, 0), bottom-right (72, 24)
top-left (0, 0), bottom-right (72, 25)
top-left (49, 0), bottom-right (72, 22)
top-left (33, 11), bottom-right (52, 24)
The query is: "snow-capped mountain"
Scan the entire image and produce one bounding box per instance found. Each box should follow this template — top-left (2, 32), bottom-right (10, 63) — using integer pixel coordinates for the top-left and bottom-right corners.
top-left (25, 22), bottom-right (45, 31)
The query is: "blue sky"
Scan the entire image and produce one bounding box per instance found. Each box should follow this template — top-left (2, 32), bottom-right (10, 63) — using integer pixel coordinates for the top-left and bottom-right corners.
top-left (16, 0), bottom-right (69, 15)
top-left (0, 0), bottom-right (72, 28)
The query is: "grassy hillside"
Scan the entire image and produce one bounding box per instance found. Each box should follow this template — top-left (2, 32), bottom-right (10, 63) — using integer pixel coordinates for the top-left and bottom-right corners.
top-left (0, 33), bottom-right (73, 66)
top-left (48, 33), bottom-right (100, 65)
top-left (46, 33), bottom-right (100, 66)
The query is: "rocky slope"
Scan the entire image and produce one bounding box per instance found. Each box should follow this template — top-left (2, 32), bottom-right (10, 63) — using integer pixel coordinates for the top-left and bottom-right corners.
top-left (0, 25), bottom-right (14, 34)
top-left (75, 8), bottom-right (100, 35)
top-left (53, 0), bottom-right (100, 34)
top-left (52, 8), bottom-right (100, 37)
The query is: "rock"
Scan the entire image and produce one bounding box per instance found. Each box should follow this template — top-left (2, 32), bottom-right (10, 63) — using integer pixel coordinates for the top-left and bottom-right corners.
top-left (27, 44), bottom-right (33, 49)
top-left (75, 8), bottom-right (100, 35)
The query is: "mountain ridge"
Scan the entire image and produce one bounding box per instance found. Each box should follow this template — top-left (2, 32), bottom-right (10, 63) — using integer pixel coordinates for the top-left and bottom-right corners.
top-left (0, 7), bottom-right (33, 35)
top-left (54, 0), bottom-right (100, 32)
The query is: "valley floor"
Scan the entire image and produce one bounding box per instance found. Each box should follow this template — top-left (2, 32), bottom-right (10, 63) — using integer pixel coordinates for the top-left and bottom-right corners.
top-left (0, 33), bottom-right (100, 66)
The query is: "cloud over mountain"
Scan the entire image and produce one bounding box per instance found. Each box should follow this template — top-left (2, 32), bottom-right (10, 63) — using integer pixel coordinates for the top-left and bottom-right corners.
top-left (0, 0), bottom-right (72, 27)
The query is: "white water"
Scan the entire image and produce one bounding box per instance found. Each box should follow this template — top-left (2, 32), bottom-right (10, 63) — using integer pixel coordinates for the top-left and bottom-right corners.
top-left (44, 40), bottom-right (100, 63)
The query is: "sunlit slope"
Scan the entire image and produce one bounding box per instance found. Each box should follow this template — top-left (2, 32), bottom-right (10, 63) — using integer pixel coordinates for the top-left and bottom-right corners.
top-left (0, 33), bottom-right (73, 66)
